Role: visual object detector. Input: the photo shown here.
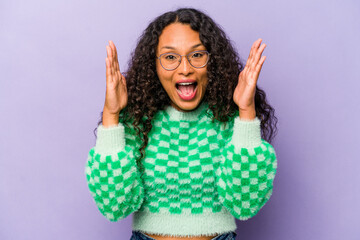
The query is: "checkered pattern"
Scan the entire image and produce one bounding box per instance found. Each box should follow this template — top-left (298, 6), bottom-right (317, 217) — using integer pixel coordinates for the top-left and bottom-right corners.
top-left (85, 103), bottom-right (277, 222)
top-left (216, 134), bottom-right (277, 220)
top-left (85, 145), bottom-right (144, 221)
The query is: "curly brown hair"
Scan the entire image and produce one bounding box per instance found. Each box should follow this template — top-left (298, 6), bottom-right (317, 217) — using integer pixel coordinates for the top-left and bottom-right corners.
top-left (95, 8), bottom-right (278, 167)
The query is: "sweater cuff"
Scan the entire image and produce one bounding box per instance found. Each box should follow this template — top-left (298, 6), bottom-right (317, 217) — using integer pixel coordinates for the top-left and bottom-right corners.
top-left (95, 123), bottom-right (125, 154)
top-left (230, 117), bottom-right (262, 149)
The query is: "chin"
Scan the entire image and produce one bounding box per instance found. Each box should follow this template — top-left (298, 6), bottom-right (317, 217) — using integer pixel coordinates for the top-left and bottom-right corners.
top-left (171, 97), bottom-right (203, 112)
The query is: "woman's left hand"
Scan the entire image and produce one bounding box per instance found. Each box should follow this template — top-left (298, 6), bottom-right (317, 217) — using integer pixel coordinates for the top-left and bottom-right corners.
top-left (233, 38), bottom-right (267, 118)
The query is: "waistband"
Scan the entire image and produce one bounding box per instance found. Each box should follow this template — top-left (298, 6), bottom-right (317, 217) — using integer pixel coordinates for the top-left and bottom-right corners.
top-left (132, 208), bottom-right (236, 237)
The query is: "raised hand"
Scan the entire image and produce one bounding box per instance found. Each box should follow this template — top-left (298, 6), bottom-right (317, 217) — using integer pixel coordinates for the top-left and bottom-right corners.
top-left (102, 40), bottom-right (128, 126)
top-left (233, 38), bottom-right (266, 119)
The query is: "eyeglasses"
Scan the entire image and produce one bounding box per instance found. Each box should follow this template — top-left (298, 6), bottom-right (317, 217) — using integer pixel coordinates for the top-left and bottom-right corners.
top-left (157, 50), bottom-right (210, 71)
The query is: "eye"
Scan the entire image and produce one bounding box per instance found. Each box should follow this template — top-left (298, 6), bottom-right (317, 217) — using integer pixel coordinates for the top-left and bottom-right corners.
top-left (191, 52), bottom-right (204, 58)
top-left (164, 54), bottom-right (178, 61)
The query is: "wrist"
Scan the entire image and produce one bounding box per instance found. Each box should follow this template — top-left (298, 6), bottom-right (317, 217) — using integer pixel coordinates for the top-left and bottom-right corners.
top-left (102, 109), bottom-right (119, 127)
top-left (239, 107), bottom-right (256, 120)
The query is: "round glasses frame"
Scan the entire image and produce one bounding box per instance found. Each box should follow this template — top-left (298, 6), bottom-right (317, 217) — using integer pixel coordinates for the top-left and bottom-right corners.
top-left (156, 50), bottom-right (211, 71)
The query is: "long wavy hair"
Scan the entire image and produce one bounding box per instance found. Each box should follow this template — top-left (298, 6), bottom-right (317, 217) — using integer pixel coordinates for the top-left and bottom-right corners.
top-left (95, 8), bottom-right (278, 168)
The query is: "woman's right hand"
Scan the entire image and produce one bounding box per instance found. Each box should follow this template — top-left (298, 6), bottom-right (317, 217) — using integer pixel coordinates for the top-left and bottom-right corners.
top-left (102, 40), bottom-right (128, 126)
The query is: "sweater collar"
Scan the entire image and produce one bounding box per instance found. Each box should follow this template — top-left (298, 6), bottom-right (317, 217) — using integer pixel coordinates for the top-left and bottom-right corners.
top-left (164, 101), bottom-right (208, 121)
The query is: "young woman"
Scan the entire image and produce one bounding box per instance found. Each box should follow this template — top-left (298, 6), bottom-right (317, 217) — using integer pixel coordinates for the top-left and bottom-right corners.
top-left (85, 8), bottom-right (278, 240)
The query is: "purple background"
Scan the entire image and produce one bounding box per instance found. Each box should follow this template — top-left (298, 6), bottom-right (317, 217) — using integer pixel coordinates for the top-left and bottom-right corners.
top-left (1, 0), bottom-right (359, 239)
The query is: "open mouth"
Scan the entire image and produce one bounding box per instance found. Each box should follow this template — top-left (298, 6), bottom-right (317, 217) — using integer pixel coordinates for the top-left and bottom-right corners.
top-left (175, 82), bottom-right (198, 100)
top-left (176, 82), bottom-right (198, 92)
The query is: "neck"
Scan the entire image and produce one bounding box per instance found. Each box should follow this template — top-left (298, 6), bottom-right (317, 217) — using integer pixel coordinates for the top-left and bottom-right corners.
top-left (165, 101), bottom-right (208, 121)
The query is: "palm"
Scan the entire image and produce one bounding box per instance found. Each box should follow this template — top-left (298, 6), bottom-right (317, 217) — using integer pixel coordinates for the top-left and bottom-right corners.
top-left (104, 41), bottom-right (128, 114)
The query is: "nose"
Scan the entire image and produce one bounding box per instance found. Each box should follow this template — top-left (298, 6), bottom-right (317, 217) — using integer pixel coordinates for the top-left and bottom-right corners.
top-left (178, 56), bottom-right (193, 75)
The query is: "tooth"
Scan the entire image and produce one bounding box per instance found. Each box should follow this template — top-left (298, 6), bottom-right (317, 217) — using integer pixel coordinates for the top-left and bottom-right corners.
top-left (178, 82), bottom-right (194, 85)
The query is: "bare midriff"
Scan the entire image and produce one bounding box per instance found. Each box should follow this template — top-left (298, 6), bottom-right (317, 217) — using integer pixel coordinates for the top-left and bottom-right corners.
top-left (144, 232), bottom-right (218, 240)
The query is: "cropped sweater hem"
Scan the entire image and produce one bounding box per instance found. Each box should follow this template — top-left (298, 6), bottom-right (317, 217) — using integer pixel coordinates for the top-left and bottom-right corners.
top-left (132, 208), bottom-right (236, 237)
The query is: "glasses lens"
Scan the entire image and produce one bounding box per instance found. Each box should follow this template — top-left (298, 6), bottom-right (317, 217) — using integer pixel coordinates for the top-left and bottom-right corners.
top-left (189, 51), bottom-right (209, 68)
top-left (160, 53), bottom-right (180, 70)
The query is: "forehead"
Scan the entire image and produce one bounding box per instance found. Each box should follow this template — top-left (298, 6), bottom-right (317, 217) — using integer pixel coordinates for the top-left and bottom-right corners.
top-left (157, 23), bottom-right (202, 51)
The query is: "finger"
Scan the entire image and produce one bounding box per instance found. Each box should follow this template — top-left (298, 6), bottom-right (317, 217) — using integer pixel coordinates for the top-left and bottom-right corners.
top-left (250, 43), bottom-right (266, 69)
top-left (119, 73), bottom-right (125, 86)
top-left (121, 75), bottom-right (126, 86)
top-left (255, 55), bottom-right (266, 73)
top-left (251, 39), bottom-right (262, 58)
top-left (111, 57), bottom-right (116, 78)
top-left (106, 45), bottom-right (115, 76)
top-left (106, 45), bottom-right (112, 59)
top-left (246, 38), bottom-right (262, 67)
top-left (109, 41), bottom-right (118, 61)
top-left (106, 45), bottom-right (112, 72)
top-left (107, 45), bottom-right (118, 77)
top-left (106, 58), bottom-right (112, 82)
top-left (115, 70), bottom-right (122, 85)
top-left (106, 44), bottom-right (115, 68)
top-left (252, 56), bottom-right (266, 82)
top-left (249, 39), bottom-right (263, 66)
top-left (109, 41), bottom-right (120, 72)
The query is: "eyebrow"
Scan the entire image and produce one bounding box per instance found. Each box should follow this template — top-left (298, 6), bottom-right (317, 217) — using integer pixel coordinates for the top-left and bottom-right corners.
top-left (160, 43), bottom-right (203, 50)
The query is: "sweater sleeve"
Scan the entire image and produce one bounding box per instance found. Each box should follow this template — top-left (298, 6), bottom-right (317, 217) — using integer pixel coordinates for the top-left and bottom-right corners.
top-left (85, 122), bottom-right (144, 221)
top-left (215, 116), bottom-right (277, 220)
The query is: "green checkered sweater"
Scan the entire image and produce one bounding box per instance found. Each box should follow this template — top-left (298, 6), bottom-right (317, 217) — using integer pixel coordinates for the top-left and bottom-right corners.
top-left (85, 102), bottom-right (277, 237)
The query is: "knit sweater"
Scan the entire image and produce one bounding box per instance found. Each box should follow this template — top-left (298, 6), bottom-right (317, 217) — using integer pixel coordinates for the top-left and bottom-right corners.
top-left (85, 101), bottom-right (277, 237)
